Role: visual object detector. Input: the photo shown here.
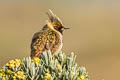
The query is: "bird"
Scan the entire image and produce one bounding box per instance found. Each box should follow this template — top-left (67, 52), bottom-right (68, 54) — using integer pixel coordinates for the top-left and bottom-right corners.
top-left (30, 10), bottom-right (69, 58)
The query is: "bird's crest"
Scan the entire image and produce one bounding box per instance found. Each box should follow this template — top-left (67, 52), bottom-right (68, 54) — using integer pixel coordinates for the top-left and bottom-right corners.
top-left (46, 9), bottom-right (63, 25)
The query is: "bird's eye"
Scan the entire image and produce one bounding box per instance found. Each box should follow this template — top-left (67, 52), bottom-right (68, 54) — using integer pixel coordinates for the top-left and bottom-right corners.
top-left (55, 26), bottom-right (59, 30)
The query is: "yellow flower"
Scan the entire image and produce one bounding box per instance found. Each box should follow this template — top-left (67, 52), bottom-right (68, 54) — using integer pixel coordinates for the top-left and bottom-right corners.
top-left (2, 77), bottom-right (6, 80)
top-left (80, 75), bottom-right (85, 80)
top-left (6, 60), bottom-right (16, 69)
top-left (13, 76), bottom-right (16, 80)
top-left (14, 71), bottom-right (25, 80)
top-left (0, 69), bottom-right (6, 80)
top-left (56, 64), bottom-right (62, 72)
top-left (32, 57), bottom-right (40, 66)
top-left (0, 69), bottom-right (5, 77)
top-left (6, 59), bottom-right (21, 69)
top-left (71, 72), bottom-right (75, 77)
top-left (44, 73), bottom-right (53, 80)
top-left (7, 69), bottom-right (12, 75)
top-left (0, 69), bottom-right (3, 74)
top-left (15, 59), bottom-right (21, 67)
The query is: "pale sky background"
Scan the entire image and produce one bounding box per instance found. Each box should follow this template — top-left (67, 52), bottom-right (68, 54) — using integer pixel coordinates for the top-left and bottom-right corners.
top-left (0, 0), bottom-right (120, 80)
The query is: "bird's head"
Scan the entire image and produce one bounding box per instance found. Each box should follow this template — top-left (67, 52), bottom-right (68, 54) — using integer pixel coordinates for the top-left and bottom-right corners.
top-left (46, 9), bottom-right (69, 34)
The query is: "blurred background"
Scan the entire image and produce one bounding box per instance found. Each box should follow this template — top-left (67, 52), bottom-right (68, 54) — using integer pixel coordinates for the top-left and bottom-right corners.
top-left (0, 0), bottom-right (120, 80)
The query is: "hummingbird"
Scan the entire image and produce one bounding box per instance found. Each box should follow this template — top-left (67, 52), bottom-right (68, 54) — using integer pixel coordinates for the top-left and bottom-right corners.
top-left (30, 10), bottom-right (69, 58)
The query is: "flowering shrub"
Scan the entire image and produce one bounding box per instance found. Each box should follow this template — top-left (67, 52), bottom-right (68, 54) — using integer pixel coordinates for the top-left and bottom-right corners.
top-left (0, 51), bottom-right (89, 80)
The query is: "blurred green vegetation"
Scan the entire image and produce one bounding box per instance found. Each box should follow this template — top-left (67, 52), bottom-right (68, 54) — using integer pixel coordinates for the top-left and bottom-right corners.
top-left (0, 51), bottom-right (89, 80)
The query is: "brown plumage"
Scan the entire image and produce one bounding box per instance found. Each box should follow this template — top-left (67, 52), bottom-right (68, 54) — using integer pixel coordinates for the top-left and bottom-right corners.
top-left (30, 10), bottom-right (69, 58)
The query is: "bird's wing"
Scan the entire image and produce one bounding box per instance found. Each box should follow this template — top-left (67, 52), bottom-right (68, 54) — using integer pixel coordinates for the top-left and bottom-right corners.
top-left (45, 31), bottom-right (57, 49)
top-left (31, 30), bottom-right (47, 57)
top-left (31, 30), bottom-right (57, 58)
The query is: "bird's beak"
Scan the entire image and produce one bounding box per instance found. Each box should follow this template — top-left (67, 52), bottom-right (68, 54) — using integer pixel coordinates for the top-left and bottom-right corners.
top-left (64, 27), bottom-right (70, 30)
top-left (61, 26), bottom-right (70, 31)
